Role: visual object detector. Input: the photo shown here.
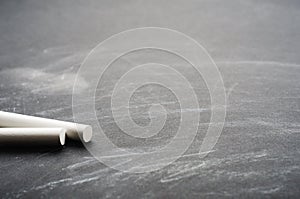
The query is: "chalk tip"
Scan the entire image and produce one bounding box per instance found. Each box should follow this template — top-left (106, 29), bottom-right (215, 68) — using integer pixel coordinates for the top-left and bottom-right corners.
top-left (83, 125), bottom-right (93, 143)
top-left (59, 129), bottom-right (66, 145)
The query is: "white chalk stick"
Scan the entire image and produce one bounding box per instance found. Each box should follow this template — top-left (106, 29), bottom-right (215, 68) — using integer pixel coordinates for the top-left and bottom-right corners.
top-left (0, 128), bottom-right (66, 146)
top-left (0, 111), bottom-right (92, 142)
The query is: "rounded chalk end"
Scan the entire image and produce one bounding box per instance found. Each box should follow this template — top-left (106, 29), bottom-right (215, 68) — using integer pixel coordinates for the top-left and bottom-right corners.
top-left (83, 125), bottom-right (93, 142)
top-left (59, 129), bottom-right (66, 145)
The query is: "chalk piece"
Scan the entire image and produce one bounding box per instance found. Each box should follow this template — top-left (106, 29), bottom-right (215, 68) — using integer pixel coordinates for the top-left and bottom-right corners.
top-left (0, 111), bottom-right (92, 142)
top-left (0, 128), bottom-right (66, 145)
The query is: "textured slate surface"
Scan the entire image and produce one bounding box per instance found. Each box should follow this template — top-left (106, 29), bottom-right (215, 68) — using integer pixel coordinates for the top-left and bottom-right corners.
top-left (0, 0), bottom-right (300, 198)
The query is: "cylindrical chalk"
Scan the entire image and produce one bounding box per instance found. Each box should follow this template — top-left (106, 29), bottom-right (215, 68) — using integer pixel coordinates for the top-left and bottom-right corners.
top-left (0, 111), bottom-right (92, 142)
top-left (0, 128), bottom-right (66, 146)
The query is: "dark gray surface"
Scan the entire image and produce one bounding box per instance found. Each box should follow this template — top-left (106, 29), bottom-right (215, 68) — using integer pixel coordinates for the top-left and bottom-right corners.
top-left (0, 0), bottom-right (300, 198)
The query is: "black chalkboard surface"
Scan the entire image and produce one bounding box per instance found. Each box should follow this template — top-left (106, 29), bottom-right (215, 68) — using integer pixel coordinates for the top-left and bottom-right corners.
top-left (0, 0), bottom-right (299, 198)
